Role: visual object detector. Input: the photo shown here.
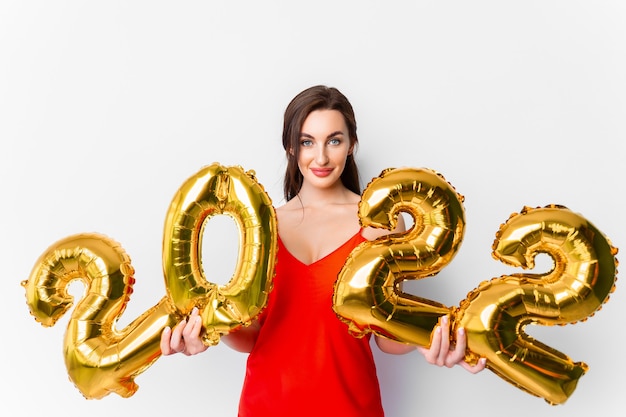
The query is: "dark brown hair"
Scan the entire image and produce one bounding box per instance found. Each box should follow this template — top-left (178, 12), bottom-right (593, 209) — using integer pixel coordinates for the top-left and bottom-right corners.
top-left (282, 85), bottom-right (360, 201)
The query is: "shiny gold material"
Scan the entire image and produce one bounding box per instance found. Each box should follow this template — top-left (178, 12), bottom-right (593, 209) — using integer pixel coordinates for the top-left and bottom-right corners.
top-left (455, 205), bottom-right (618, 405)
top-left (333, 167), bottom-right (465, 346)
top-left (162, 163), bottom-right (277, 346)
top-left (22, 233), bottom-right (180, 399)
top-left (22, 163), bottom-right (277, 398)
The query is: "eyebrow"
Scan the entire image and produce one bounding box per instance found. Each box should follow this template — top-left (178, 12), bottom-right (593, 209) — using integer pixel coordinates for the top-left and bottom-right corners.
top-left (299, 131), bottom-right (345, 139)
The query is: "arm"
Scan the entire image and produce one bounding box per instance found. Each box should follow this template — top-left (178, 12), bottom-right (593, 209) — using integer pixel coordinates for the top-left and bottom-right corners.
top-left (375, 335), bottom-right (417, 355)
top-left (221, 320), bottom-right (261, 353)
top-left (375, 315), bottom-right (486, 374)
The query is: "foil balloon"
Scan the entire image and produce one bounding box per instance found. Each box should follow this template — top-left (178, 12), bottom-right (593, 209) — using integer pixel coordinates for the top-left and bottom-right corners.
top-left (23, 163), bottom-right (277, 398)
top-left (22, 233), bottom-right (180, 399)
top-left (333, 167), bottom-right (464, 346)
top-left (162, 163), bottom-right (277, 346)
top-left (454, 205), bottom-right (618, 405)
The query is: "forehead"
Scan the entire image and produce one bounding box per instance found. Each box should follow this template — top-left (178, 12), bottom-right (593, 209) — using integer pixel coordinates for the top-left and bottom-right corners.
top-left (301, 109), bottom-right (347, 135)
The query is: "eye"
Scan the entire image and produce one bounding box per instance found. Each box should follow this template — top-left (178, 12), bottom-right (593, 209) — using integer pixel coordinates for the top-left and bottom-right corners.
top-left (328, 137), bottom-right (341, 145)
top-left (300, 138), bottom-right (313, 147)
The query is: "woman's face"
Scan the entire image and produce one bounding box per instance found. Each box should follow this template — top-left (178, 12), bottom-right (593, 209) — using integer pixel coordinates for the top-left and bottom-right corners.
top-left (297, 109), bottom-right (352, 191)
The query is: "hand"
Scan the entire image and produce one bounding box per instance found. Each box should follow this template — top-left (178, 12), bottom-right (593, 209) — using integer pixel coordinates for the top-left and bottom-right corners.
top-left (417, 315), bottom-right (486, 374)
top-left (160, 307), bottom-right (209, 356)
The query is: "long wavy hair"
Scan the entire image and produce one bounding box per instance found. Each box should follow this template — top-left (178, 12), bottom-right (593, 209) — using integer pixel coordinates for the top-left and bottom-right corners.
top-left (282, 85), bottom-right (360, 201)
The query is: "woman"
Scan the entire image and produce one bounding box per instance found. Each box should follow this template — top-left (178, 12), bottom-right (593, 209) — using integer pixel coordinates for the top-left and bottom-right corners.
top-left (161, 85), bottom-right (486, 416)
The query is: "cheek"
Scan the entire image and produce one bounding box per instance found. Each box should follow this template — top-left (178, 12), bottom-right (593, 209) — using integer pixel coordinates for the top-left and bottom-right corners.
top-left (332, 148), bottom-right (351, 165)
top-left (297, 148), bottom-right (314, 165)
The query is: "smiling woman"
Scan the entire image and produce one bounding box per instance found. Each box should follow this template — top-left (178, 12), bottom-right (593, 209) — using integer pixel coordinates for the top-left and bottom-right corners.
top-left (6, 2), bottom-right (625, 417)
top-left (159, 85), bottom-right (485, 417)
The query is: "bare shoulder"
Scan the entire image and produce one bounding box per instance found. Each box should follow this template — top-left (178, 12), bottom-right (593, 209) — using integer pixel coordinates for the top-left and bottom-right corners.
top-left (275, 198), bottom-right (305, 228)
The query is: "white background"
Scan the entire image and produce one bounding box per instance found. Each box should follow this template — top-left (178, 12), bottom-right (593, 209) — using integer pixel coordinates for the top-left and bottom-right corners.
top-left (2, 1), bottom-right (625, 416)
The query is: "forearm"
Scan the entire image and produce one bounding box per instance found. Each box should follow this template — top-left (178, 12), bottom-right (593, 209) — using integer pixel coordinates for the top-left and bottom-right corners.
top-left (221, 320), bottom-right (261, 353)
top-left (375, 335), bottom-right (418, 355)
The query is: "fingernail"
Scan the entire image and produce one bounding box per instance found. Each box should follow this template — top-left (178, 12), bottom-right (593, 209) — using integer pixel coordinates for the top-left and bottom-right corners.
top-left (458, 327), bottom-right (465, 335)
top-left (192, 307), bottom-right (198, 314)
top-left (442, 315), bottom-right (449, 324)
top-left (164, 326), bottom-right (171, 333)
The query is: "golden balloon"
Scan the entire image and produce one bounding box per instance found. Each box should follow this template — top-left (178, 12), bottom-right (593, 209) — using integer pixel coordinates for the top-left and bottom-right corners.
top-left (22, 233), bottom-right (180, 399)
top-left (333, 167), bottom-right (465, 346)
top-left (162, 163), bottom-right (277, 346)
top-left (454, 205), bottom-right (618, 405)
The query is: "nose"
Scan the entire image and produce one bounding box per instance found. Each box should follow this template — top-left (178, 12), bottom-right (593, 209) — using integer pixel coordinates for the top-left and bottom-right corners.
top-left (315, 145), bottom-right (329, 165)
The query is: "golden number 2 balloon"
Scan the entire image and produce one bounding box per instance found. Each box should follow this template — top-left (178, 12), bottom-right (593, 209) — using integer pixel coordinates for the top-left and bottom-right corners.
top-left (21, 233), bottom-right (180, 399)
top-left (333, 167), bottom-right (465, 346)
top-left (454, 205), bottom-right (618, 405)
top-left (22, 163), bottom-right (277, 399)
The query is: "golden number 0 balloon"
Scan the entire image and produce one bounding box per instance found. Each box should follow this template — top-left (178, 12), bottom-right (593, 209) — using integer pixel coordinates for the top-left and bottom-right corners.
top-left (162, 163), bottom-right (277, 345)
top-left (454, 205), bottom-right (618, 405)
top-left (333, 167), bottom-right (465, 346)
top-left (21, 163), bottom-right (277, 399)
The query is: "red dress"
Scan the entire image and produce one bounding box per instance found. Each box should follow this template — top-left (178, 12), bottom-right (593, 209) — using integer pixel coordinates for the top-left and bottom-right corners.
top-left (238, 230), bottom-right (384, 417)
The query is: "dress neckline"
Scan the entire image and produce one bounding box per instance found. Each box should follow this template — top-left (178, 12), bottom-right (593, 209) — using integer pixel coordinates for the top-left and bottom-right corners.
top-left (278, 229), bottom-right (364, 267)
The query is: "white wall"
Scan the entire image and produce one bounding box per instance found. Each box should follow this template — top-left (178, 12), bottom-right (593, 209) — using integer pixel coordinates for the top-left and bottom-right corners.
top-left (2, 1), bottom-right (625, 416)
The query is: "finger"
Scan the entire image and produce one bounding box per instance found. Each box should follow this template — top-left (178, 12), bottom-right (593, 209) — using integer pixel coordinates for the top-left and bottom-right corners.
top-left (460, 357), bottom-right (487, 374)
top-left (160, 326), bottom-right (173, 355)
top-left (188, 315), bottom-right (203, 341)
top-left (182, 308), bottom-right (211, 355)
top-left (454, 327), bottom-right (468, 352)
top-left (445, 327), bottom-right (468, 366)
top-left (183, 308), bottom-right (202, 339)
top-left (170, 319), bottom-right (188, 352)
top-left (426, 325), bottom-right (443, 364)
top-left (437, 316), bottom-right (451, 365)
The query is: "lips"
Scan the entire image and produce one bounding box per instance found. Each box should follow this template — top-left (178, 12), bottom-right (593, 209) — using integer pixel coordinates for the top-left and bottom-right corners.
top-left (311, 168), bottom-right (333, 177)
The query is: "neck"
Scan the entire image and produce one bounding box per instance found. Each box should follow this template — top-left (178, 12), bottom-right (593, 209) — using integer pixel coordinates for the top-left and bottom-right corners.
top-left (296, 182), bottom-right (354, 207)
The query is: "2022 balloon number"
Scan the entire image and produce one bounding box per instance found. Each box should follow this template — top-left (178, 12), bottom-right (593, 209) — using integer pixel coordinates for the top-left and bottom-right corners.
top-left (23, 164), bottom-right (618, 405)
